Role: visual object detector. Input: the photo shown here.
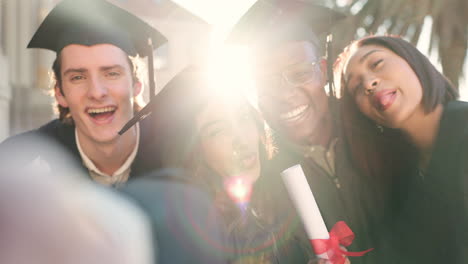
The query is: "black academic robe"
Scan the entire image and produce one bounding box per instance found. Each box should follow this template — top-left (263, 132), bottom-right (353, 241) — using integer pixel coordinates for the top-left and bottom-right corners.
top-left (182, 164), bottom-right (311, 263)
top-left (267, 138), bottom-right (377, 264)
top-left (218, 170), bottom-right (313, 263)
top-left (120, 171), bottom-right (230, 264)
top-left (381, 100), bottom-right (468, 264)
top-left (0, 118), bottom-right (162, 181)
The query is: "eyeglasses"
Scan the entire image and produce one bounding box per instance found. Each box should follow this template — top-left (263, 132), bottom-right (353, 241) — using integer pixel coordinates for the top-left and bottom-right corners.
top-left (256, 61), bottom-right (319, 93)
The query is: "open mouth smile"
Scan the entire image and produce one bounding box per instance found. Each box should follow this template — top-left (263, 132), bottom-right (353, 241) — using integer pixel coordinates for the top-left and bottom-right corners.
top-left (87, 106), bottom-right (117, 122)
top-left (233, 152), bottom-right (258, 172)
top-left (280, 105), bottom-right (309, 123)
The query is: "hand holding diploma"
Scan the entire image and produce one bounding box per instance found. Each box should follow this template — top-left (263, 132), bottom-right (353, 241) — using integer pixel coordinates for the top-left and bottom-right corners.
top-left (281, 165), bottom-right (372, 264)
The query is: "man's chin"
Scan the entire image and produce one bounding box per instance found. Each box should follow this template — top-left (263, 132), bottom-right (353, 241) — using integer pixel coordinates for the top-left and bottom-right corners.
top-left (86, 127), bottom-right (121, 144)
top-left (91, 135), bottom-right (120, 145)
top-left (279, 124), bottom-right (317, 146)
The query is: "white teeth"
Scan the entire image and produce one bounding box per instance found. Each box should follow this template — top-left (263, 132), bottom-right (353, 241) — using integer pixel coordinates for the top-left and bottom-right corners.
top-left (87, 107), bottom-right (116, 114)
top-left (280, 105), bottom-right (308, 121)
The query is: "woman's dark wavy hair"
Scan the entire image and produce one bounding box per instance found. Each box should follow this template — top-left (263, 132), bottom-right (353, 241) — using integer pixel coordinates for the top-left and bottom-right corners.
top-left (335, 35), bottom-right (458, 203)
top-left (52, 53), bottom-right (144, 124)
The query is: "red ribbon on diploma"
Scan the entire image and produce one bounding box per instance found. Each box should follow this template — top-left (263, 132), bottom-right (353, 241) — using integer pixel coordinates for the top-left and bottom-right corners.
top-left (310, 221), bottom-right (373, 264)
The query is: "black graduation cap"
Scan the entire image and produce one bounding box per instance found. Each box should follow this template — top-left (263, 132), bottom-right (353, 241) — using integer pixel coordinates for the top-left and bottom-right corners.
top-left (227, 0), bottom-right (344, 47)
top-left (28, 0), bottom-right (167, 99)
top-left (118, 66), bottom-right (207, 135)
top-left (227, 0), bottom-right (345, 98)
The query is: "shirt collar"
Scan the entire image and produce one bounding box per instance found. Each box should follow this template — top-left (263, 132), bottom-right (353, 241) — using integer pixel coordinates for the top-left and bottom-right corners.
top-left (75, 124), bottom-right (140, 186)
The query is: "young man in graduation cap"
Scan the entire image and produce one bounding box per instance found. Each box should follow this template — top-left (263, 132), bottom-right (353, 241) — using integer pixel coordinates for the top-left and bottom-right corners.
top-left (0, 0), bottom-right (166, 186)
top-left (229, 0), bottom-right (378, 262)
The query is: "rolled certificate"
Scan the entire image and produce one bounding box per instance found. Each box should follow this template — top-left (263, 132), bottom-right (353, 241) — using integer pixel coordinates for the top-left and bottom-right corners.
top-left (281, 164), bottom-right (329, 259)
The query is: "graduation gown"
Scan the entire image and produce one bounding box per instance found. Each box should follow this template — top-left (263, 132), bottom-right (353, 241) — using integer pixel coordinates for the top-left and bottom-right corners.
top-left (120, 172), bottom-right (230, 264)
top-left (0, 118), bottom-right (161, 181)
top-left (180, 163), bottom-right (311, 264)
top-left (383, 100), bottom-right (468, 263)
top-left (219, 170), bottom-right (312, 264)
top-left (266, 138), bottom-right (377, 264)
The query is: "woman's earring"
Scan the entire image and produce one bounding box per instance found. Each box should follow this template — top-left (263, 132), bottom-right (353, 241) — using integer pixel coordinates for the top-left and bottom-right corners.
top-left (376, 124), bottom-right (384, 133)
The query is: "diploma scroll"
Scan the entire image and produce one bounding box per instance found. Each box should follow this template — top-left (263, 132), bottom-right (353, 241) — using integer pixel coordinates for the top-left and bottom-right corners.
top-left (281, 164), bottom-right (329, 259)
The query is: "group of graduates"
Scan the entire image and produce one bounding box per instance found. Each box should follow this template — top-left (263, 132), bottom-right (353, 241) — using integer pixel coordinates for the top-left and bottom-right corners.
top-left (1, 0), bottom-right (468, 263)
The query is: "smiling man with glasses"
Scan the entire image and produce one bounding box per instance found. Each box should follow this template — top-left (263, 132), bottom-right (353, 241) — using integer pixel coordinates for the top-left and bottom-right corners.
top-left (254, 42), bottom-right (328, 146)
top-left (229, 1), bottom-right (378, 263)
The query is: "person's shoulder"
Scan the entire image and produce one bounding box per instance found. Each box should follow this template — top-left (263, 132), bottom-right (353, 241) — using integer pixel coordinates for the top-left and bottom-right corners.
top-left (0, 119), bottom-right (77, 170)
top-left (445, 100), bottom-right (468, 117)
top-left (36, 119), bottom-right (74, 138)
top-left (0, 129), bottom-right (36, 147)
top-left (440, 101), bottom-right (468, 142)
top-left (0, 119), bottom-right (75, 153)
top-left (0, 120), bottom-right (60, 148)
top-left (430, 101), bottom-right (468, 169)
top-left (1, 119), bottom-right (74, 142)
top-left (450, 101), bottom-right (468, 146)
top-left (447, 100), bottom-right (468, 108)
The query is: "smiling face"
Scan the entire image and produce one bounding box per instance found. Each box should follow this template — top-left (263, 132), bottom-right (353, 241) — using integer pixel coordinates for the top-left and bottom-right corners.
top-left (195, 98), bottom-right (261, 183)
top-left (343, 44), bottom-right (424, 129)
top-left (255, 41), bottom-right (328, 145)
top-left (55, 44), bottom-right (141, 145)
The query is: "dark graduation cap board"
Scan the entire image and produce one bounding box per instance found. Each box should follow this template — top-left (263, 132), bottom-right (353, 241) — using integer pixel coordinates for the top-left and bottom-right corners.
top-left (28, 0), bottom-right (167, 100)
top-left (227, 0), bottom-right (345, 46)
top-left (118, 66), bottom-right (202, 135)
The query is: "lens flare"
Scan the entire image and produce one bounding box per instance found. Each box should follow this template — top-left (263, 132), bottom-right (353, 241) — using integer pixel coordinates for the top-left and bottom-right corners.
top-left (224, 176), bottom-right (253, 204)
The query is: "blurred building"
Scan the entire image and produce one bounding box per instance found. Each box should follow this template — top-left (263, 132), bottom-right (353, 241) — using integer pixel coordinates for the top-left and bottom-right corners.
top-left (0, 0), bottom-right (211, 141)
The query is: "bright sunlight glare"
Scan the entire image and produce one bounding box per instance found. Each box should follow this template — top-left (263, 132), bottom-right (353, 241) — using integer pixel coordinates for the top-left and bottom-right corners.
top-left (205, 44), bottom-right (256, 105)
top-left (225, 176), bottom-right (253, 204)
top-left (173, 0), bottom-right (258, 104)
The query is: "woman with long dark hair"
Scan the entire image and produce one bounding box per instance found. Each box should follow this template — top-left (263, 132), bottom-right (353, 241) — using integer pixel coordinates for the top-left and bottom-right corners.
top-left (335, 35), bottom-right (466, 263)
top-left (148, 67), bottom-right (312, 263)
